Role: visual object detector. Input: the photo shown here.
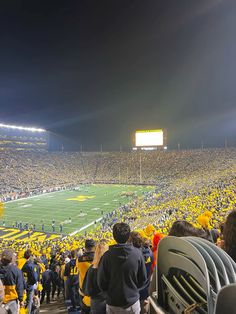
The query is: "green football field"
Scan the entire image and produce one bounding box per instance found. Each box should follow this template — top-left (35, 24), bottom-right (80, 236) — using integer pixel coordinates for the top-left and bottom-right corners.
top-left (3, 184), bottom-right (154, 234)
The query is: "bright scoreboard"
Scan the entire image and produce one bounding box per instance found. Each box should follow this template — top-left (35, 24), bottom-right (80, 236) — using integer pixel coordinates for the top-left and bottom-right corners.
top-left (135, 129), bottom-right (164, 147)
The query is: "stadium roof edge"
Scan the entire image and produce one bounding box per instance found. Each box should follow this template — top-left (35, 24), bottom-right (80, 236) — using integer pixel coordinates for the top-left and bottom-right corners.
top-left (0, 123), bottom-right (46, 132)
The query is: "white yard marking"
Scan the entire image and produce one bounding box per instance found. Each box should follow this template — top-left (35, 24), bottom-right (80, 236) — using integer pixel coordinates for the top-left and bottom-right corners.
top-left (20, 204), bottom-right (32, 208)
top-left (69, 217), bottom-right (103, 236)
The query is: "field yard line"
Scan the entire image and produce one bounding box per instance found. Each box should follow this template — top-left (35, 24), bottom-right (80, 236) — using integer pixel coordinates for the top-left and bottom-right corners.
top-left (5, 189), bottom-right (70, 204)
top-left (69, 217), bottom-right (103, 236)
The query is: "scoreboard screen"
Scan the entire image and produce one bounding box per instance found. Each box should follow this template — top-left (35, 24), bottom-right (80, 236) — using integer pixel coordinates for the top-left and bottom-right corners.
top-left (135, 129), bottom-right (163, 147)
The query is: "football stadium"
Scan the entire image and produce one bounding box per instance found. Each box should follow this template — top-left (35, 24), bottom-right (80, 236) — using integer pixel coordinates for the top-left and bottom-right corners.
top-left (1, 1), bottom-right (236, 314)
top-left (1, 123), bottom-right (236, 313)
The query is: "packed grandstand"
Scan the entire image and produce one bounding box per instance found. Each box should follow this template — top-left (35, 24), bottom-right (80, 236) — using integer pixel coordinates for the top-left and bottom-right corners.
top-left (0, 148), bottom-right (236, 313)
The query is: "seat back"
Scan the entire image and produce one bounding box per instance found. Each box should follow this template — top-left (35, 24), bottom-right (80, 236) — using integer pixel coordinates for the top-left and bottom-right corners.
top-left (214, 283), bottom-right (236, 314)
top-left (189, 237), bottom-right (236, 283)
top-left (157, 236), bottom-right (213, 313)
top-left (155, 236), bottom-right (236, 313)
top-left (186, 238), bottom-right (228, 289)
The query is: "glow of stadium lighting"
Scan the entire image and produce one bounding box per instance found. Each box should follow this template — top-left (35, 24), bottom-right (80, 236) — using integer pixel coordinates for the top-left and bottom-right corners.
top-left (0, 123), bottom-right (46, 132)
top-left (164, 146), bottom-right (167, 150)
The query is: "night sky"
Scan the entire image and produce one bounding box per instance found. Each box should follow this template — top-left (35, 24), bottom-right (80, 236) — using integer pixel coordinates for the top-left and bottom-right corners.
top-left (1, 0), bottom-right (236, 150)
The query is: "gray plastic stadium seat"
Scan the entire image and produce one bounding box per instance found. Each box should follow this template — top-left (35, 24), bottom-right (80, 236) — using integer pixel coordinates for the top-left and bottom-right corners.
top-left (187, 240), bottom-right (221, 291)
top-left (189, 237), bottom-right (236, 283)
top-left (155, 236), bottom-right (236, 313)
top-left (157, 236), bottom-right (213, 313)
top-left (186, 237), bottom-right (230, 287)
top-left (214, 283), bottom-right (236, 314)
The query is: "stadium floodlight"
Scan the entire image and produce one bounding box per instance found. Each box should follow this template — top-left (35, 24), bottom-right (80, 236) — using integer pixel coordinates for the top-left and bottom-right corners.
top-left (0, 123), bottom-right (46, 132)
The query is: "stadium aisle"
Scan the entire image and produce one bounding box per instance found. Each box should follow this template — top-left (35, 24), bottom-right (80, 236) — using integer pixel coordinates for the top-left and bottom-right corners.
top-left (40, 297), bottom-right (68, 314)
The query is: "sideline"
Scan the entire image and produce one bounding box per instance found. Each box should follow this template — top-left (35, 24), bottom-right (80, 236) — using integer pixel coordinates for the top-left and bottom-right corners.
top-left (69, 217), bottom-right (103, 236)
top-left (4, 189), bottom-right (73, 204)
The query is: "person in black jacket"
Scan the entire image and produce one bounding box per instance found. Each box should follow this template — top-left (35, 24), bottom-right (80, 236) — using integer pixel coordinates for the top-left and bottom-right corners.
top-left (22, 249), bottom-right (39, 314)
top-left (83, 240), bottom-right (108, 314)
top-left (97, 223), bottom-right (147, 314)
top-left (51, 265), bottom-right (61, 300)
top-left (40, 265), bottom-right (52, 304)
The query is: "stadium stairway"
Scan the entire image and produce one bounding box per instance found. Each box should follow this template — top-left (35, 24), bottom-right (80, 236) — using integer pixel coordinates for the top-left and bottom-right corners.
top-left (40, 297), bottom-right (68, 314)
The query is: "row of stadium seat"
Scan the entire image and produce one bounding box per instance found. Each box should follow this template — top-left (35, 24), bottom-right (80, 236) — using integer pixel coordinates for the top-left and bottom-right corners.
top-left (149, 236), bottom-right (236, 313)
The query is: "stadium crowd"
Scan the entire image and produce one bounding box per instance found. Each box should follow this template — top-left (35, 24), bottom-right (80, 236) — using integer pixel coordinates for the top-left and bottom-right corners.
top-left (1, 148), bottom-right (236, 201)
top-left (0, 209), bottom-right (235, 314)
top-left (0, 148), bottom-right (236, 313)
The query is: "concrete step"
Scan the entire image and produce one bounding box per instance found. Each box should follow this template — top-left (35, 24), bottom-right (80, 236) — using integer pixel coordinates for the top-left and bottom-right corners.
top-left (40, 297), bottom-right (68, 314)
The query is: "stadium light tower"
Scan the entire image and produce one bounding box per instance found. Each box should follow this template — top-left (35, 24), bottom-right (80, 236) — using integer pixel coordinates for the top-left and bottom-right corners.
top-left (139, 151), bottom-right (142, 184)
top-left (0, 122), bottom-right (47, 151)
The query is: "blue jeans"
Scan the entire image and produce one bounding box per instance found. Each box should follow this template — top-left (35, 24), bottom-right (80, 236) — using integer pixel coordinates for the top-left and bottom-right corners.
top-left (1, 300), bottom-right (19, 314)
top-left (69, 284), bottom-right (79, 309)
top-left (26, 285), bottom-right (35, 313)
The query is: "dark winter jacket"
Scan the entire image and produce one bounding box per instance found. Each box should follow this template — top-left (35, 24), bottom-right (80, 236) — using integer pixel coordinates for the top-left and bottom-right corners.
top-left (0, 264), bottom-right (24, 302)
top-left (97, 243), bottom-right (147, 308)
top-left (22, 261), bottom-right (39, 286)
